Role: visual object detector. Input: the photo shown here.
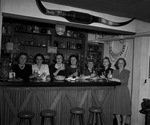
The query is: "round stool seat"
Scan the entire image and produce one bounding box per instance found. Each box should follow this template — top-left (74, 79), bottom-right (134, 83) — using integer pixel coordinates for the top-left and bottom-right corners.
top-left (89, 106), bottom-right (102, 113)
top-left (18, 111), bottom-right (35, 119)
top-left (71, 107), bottom-right (85, 115)
top-left (40, 110), bottom-right (56, 117)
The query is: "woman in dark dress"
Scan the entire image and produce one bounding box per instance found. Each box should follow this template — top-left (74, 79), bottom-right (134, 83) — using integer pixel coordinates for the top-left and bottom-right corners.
top-left (67, 55), bottom-right (79, 77)
top-left (98, 56), bottom-right (113, 79)
top-left (82, 60), bottom-right (97, 78)
top-left (49, 53), bottom-right (67, 81)
top-left (111, 58), bottom-right (131, 125)
top-left (12, 52), bottom-right (32, 81)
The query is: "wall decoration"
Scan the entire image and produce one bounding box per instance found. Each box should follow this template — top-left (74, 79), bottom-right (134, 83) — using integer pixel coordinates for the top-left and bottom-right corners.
top-left (36, 0), bottom-right (135, 26)
top-left (109, 40), bottom-right (128, 62)
top-left (55, 24), bottom-right (66, 35)
top-left (47, 46), bottom-right (57, 53)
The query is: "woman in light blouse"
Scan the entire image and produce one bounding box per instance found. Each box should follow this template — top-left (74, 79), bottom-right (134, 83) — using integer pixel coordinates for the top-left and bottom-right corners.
top-left (30, 53), bottom-right (50, 80)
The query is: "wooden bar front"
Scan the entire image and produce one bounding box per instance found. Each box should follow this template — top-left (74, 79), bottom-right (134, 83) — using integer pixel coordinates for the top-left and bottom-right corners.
top-left (0, 81), bottom-right (120, 125)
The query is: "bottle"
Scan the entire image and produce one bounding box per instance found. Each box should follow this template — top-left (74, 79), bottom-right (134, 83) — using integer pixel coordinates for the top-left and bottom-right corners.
top-left (2, 25), bottom-right (6, 34)
top-left (9, 70), bottom-right (15, 79)
top-left (107, 70), bottom-right (112, 79)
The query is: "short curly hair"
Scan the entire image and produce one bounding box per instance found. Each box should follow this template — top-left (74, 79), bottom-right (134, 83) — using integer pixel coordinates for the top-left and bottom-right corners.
top-left (102, 56), bottom-right (111, 68)
top-left (33, 53), bottom-right (45, 64)
top-left (68, 54), bottom-right (78, 65)
top-left (53, 53), bottom-right (64, 63)
top-left (114, 58), bottom-right (127, 69)
top-left (17, 52), bottom-right (28, 63)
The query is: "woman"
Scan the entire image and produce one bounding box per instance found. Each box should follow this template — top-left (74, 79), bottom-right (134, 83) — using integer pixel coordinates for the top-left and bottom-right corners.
top-left (82, 60), bottom-right (97, 78)
top-left (67, 55), bottom-right (79, 78)
top-left (98, 57), bottom-right (113, 79)
top-left (30, 53), bottom-right (50, 80)
top-left (49, 53), bottom-right (67, 81)
top-left (12, 52), bottom-right (32, 81)
top-left (111, 58), bottom-right (131, 125)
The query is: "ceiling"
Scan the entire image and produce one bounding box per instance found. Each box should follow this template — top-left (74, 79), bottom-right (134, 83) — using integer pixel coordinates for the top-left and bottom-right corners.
top-left (43, 0), bottom-right (150, 24)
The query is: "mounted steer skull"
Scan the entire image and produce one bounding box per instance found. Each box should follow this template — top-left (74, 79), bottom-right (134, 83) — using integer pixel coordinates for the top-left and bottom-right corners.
top-left (36, 0), bottom-right (135, 26)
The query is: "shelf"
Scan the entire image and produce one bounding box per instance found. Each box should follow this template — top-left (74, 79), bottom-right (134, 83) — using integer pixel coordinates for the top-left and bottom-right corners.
top-left (58, 48), bottom-right (81, 50)
top-left (21, 45), bottom-right (47, 48)
top-left (15, 30), bottom-right (51, 36)
top-left (2, 33), bottom-right (12, 37)
top-left (55, 34), bottom-right (84, 40)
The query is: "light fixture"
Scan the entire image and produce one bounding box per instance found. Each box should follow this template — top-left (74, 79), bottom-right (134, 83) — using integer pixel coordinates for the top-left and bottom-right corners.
top-left (55, 24), bottom-right (66, 35)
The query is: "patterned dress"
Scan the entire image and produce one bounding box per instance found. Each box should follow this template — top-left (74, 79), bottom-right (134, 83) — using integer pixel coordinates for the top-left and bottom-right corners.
top-left (112, 69), bottom-right (131, 115)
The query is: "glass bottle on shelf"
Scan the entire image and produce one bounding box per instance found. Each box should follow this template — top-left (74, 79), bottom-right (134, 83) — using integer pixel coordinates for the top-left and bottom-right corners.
top-left (2, 25), bottom-right (6, 34)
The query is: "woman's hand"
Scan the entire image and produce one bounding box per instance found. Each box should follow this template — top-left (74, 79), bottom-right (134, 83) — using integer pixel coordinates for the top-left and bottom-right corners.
top-left (59, 64), bottom-right (65, 71)
top-left (109, 78), bottom-right (121, 82)
top-left (73, 71), bottom-right (78, 77)
top-left (29, 72), bottom-right (39, 79)
top-left (34, 72), bottom-right (39, 78)
top-left (100, 74), bottom-right (106, 79)
top-left (90, 73), bottom-right (96, 78)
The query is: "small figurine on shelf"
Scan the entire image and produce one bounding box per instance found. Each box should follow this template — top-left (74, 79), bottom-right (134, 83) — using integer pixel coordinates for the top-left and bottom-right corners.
top-left (0, 59), bottom-right (9, 81)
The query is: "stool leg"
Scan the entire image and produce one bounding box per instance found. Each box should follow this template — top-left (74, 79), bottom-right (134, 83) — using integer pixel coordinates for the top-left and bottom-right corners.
top-left (98, 113), bottom-right (103, 125)
top-left (41, 117), bottom-right (45, 125)
top-left (29, 119), bottom-right (32, 125)
top-left (70, 114), bottom-right (73, 125)
top-left (74, 115), bottom-right (77, 125)
top-left (19, 119), bottom-right (22, 125)
top-left (96, 113), bottom-right (99, 125)
top-left (50, 116), bottom-right (55, 125)
top-left (93, 113), bottom-right (96, 125)
top-left (80, 115), bottom-right (84, 125)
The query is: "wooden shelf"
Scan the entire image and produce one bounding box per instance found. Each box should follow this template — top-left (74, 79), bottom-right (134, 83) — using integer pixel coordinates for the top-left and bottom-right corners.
top-left (21, 45), bottom-right (47, 48)
top-left (58, 48), bottom-right (81, 50)
top-left (15, 30), bottom-right (51, 36)
top-left (55, 34), bottom-right (84, 40)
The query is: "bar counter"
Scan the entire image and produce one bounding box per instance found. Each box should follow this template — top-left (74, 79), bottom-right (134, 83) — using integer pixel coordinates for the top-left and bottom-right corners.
top-left (0, 80), bottom-right (120, 125)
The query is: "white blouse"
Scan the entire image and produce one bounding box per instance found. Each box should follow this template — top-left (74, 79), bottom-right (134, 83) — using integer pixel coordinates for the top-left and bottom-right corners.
top-left (32, 64), bottom-right (50, 79)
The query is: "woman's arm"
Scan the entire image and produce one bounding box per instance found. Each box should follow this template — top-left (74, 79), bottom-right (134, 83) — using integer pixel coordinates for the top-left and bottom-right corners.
top-left (111, 69), bottom-right (130, 83)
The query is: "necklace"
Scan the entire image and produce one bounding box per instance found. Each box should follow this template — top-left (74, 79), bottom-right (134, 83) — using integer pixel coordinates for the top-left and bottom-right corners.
top-left (55, 63), bottom-right (63, 69)
top-left (71, 65), bottom-right (77, 68)
top-left (19, 64), bottom-right (25, 70)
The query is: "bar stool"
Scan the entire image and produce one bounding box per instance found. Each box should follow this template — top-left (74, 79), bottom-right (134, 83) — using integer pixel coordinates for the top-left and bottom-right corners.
top-left (70, 107), bottom-right (85, 125)
top-left (17, 111), bottom-right (35, 125)
top-left (40, 109), bottom-right (56, 125)
top-left (87, 106), bottom-right (103, 125)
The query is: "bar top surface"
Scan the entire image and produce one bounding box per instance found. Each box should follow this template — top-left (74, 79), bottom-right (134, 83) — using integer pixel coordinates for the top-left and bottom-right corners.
top-left (0, 79), bottom-right (121, 87)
